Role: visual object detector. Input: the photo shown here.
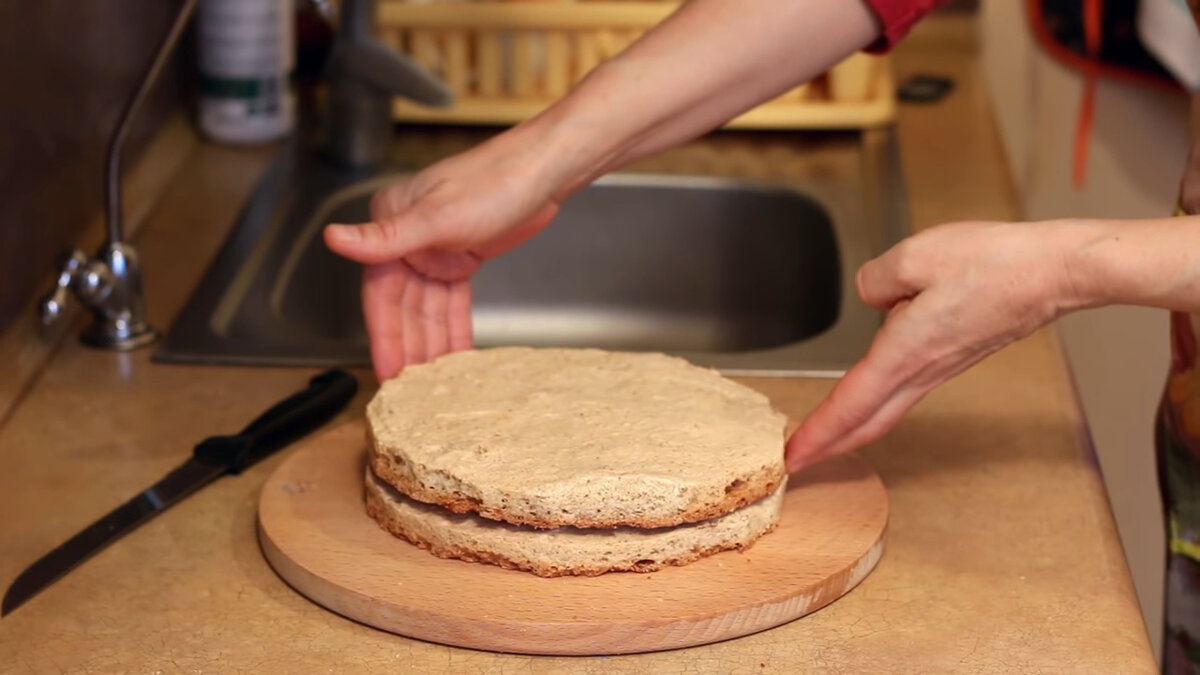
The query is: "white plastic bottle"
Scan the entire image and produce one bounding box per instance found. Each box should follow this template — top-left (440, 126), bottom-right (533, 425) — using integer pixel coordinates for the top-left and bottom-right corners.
top-left (197, 0), bottom-right (295, 144)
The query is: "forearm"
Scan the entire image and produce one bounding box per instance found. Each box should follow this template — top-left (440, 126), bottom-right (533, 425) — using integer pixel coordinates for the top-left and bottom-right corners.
top-left (569, 0), bottom-right (882, 181)
top-left (1076, 93), bottom-right (1200, 308)
top-left (512, 0), bottom-right (882, 194)
top-left (1064, 216), bottom-right (1200, 313)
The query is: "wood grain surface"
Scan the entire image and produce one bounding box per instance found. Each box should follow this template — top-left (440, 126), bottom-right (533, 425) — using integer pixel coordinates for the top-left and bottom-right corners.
top-left (258, 421), bottom-right (888, 655)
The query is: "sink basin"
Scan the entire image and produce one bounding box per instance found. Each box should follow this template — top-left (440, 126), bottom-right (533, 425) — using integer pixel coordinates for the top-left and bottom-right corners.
top-left (279, 173), bottom-right (838, 351)
top-left (157, 130), bottom-right (907, 376)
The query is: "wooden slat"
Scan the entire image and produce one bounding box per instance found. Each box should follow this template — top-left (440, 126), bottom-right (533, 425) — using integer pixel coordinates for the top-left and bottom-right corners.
top-left (615, 28), bottom-right (639, 54)
top-left (783, 82), bottom-right (811, 103)
top-left (378, 2), bottom-right (677, 31)
top-left (827, 53), bottom-right (879, 103)
top-left (443, 30), bottom-right (470, 95)
top-left (543, 31), bottom-right (570, 97)
top-left (511, 31), bottom-right (538, 97)
top-left (573, 31), bottom-right (602, 83)
top-left (410, 31), bottom-right (443, 77)
top-left (597, 30), bottom-right (624, 60)
top-left (476, 31), bottom-right (504, 96)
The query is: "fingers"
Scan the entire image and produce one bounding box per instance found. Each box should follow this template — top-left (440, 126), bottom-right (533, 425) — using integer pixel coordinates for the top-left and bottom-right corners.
top-left (784, 352), bottom-right (911, 472)
top-left (789, 245), bottom-right (934, 461)
top-left (783, 301), bottom-right (930, 472)
top-left (362, 262), bottom-right (474, 382)
top-left (324, 207), bottom-right (443, 266)
top-left (447, 281), bottom-right (473, 352)
top-left (404, 249), bottom-right (482, 282)
top-left (786, 222), bottom-right (1064, 471)
top-left (783, 293), bottom-right (1014, 472)
top-left (856, 245), bottom-right (924, 311)
top-left (399, 270), bottom-right (427, 367)
top-left (420, 280), bottom-right (450, 362)
top-left (359, 261), bottom-right (429, 381)
top-left (326, 198), bottom-right (560, 272)
top-left (785, 374), bottom-right (931, 473)
top-left (362, 262), bottom-right (410, 381)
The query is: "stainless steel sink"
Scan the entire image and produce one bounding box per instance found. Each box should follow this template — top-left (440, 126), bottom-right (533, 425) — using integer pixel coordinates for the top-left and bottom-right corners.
top-left (156, 129), bottom-right (908, 376)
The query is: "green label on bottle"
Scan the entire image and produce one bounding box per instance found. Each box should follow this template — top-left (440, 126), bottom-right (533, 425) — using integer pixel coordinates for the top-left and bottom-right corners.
top-left (200, 75), bottom-right (280, 100)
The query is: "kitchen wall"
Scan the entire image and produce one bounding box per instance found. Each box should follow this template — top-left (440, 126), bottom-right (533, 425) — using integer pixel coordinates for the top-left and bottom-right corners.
top-left (980, 0), bottom-right (1191, 661)
top-left (0, 1), bottom-right (187, 333)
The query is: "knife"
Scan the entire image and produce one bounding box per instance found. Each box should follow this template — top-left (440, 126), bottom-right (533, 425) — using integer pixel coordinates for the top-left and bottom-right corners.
top-left (2, 369), bottom-right (358, 616)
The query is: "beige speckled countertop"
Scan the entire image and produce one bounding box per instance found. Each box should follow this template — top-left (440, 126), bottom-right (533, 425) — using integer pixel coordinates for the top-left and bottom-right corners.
top-left (0, 18), bottom-right (1157, 674)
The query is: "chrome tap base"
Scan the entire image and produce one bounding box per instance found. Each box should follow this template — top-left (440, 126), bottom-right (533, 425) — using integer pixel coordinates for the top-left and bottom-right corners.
top-left (81, 321), bottom-right (159, 351)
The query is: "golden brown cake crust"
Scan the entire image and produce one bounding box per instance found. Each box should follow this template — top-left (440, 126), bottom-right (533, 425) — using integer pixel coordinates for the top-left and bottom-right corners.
top-left (365, 348), bottom-right (788, 530)
top-left (363, 467), bottom-right (783, 577)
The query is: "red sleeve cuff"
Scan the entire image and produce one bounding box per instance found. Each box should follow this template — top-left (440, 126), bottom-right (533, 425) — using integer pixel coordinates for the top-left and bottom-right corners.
top-left (862, 0), bottom-right (948, 53)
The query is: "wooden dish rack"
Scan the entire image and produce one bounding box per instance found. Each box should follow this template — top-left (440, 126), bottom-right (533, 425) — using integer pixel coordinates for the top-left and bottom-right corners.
top-left (377, 1), bottom-right (896, 129)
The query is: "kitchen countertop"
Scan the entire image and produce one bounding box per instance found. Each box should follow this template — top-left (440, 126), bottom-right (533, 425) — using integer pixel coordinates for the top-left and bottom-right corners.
top-left (0, 18), bottom-right (1158, 674)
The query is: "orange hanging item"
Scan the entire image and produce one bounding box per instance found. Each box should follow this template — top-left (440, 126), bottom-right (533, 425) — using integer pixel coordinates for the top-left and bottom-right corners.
top-left (1026, 0), bottom-right (1182, 188)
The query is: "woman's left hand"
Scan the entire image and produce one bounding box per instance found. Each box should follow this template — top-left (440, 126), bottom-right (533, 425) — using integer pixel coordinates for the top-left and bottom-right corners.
top-left (784, 220), bottom-right (1090, 472)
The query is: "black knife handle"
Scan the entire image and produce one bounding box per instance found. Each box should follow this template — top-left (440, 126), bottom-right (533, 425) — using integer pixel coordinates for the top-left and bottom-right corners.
top-left (193, 369), bottom-right (358, 474)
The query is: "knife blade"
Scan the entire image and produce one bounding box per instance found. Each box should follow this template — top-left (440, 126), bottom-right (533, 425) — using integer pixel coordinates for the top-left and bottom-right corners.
top-left (2, 369), bottom-right (358, 616)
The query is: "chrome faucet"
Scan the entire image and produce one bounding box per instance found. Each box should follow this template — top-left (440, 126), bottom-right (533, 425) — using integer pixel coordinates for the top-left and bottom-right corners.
top-left (320, 0), bottom-right (455, 168)
top-left (42, 0), bottom-right (452, 348)
top-left (40, 243), bottom-right (157, 350)
top-left (40, 0), bottom-right (199, 350)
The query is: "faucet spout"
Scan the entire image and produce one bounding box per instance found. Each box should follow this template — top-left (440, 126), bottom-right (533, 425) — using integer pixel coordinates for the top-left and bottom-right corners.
top-left (340, 39), bottom-right (455, 108)
top-left (321, 0), bottom-right (454, 168)
top-left (41, 0), bottom-right (196, 349)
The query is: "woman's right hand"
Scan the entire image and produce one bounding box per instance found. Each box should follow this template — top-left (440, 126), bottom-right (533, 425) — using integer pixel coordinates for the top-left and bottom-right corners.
top-left (321, 0), bottom-right (887, 382)
top-left (323, 132), bottom-right (567, 381)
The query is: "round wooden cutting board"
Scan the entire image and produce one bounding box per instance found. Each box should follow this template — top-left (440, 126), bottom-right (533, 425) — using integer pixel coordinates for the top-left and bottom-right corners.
top-left (258, 421), bottom-right (889, 655)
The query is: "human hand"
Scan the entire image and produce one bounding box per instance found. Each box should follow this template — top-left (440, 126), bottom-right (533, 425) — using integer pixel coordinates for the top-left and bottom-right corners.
top-left (320, 0), bottom-right (886, 384)
top-left (323, 134), bottom-right (566, 381)
top-left (784, 221), bottom-right (1088, 472)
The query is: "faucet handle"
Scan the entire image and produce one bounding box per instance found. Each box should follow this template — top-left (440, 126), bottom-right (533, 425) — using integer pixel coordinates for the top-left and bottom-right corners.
top-left (39, 249), bottom-right (89, 326)
top-left (37, 243), bottom-right (157, 349)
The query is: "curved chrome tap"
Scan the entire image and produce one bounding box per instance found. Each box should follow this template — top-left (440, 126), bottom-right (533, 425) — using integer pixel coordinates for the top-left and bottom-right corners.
top-left (40, 0), bottom-right (198, 350)
top-left (45, 0), bottom-right (453, 349)
top-left (40, 242), bottom-right (156, 349)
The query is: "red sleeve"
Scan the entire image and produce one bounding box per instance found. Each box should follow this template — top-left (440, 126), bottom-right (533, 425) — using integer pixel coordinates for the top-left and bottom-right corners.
top-left (862, 0), bottom-right (948, 53)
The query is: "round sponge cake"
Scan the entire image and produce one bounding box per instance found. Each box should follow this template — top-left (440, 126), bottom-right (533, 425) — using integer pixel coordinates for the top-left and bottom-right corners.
top-left (364, 466), bottom-right (787, 577)
top-left (366, 347), bottom-right (787, 529)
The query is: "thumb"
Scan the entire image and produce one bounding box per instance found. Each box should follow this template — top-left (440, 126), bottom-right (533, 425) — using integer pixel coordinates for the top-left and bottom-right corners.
top-left (323, 211), bottom-right (443, 265)
top-left (856, 247), bottom-right (924, 311)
